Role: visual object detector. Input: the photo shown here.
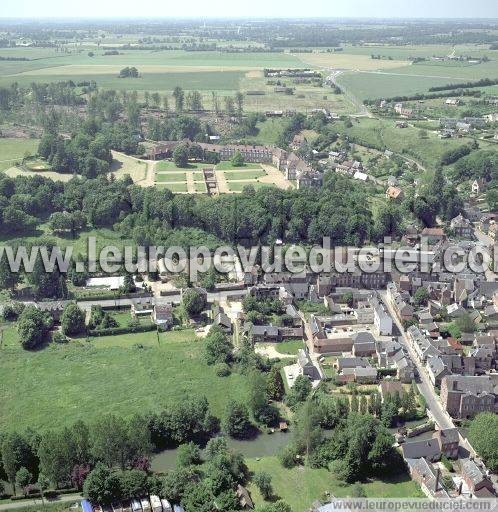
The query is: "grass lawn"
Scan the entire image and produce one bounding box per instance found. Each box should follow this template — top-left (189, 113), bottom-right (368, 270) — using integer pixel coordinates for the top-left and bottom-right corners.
top-left (194, 181), bottom-right (207, 193)
top-left (320, 356), bottom-right (338, 379)
top-left (0, 328), bottom-right (250, 431)
top-left (246, 456), bottom-right (423, 511)
top-left (155, 172), bottom-right (187, 182)
top-left (245, 118), bottom-right (287, 145)
top-left (156, 182), bottom-right (188, 192)
top-left (156, 160), bottom-right (212, 171)
top-left (228, 181), bottom-right (274, 192)
top-left (223, 170), bottom-right (266, 181)
top-left (215, 161), bottom-right (262, 171)
top-left (275, 340), bottom-right (304, 355)
top-left (0, 138), bottom-right (40, 171)
top-left (110, 152), bottom-right (147, 183)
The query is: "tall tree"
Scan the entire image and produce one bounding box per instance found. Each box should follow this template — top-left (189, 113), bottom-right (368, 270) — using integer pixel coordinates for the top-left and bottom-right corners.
top-left (0, 253), bottom-right (20, 292)
top-left (172, 87), bottom-right (184, 113)
top-left (1, 433), bottom-right (36, 494)
top-left (267, 366), bottom-right (285, 401)
top-left (61, 303), bottom-right (86, 336)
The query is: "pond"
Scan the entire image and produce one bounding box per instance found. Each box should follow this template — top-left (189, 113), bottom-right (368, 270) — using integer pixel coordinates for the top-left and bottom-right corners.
top-left (151, 430), bottom-right (291, 473)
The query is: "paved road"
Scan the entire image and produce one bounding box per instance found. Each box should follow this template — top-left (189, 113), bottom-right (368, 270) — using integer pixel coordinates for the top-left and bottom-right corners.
top-left (378, 291), bottom-right (455, 430)
top-left (0, 494), bottom-right (82, 511)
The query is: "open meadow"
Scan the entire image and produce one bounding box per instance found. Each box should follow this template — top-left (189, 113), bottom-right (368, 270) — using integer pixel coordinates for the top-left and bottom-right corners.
top-left (246, 456), bottom-right (424, 511)
top-left (0, 326), bottom-right (249, 431)
top-left (334, 117), bottom-right (480, 171)
top-left (0, 138), bottom-right (40, 171)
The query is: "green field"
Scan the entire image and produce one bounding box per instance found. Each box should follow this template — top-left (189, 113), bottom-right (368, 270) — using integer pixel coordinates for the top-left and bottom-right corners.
top-left (338, 58), bottom-right (498, 101)
top-left (0, 138), bottom-right (40, 171)
top-left (246, 456), bottom-right (423, 511)
top-left (224, 170), bottom-right (266, 180)
top-left (194, 181), bottom-right (207, 193)
top-left (215, 162), bottom-right (262, 171)
top-left (0, 49), bottom-right (302, 93)
top-left (0, 71), bottom-right (247, 92)
top-left (0, 327), bottom-right (249, 431)
top-left (274, 340), bottom-right (304, 355)
top-left (156, 161), bottom-right (212, 171)
top-left (155, 172), bottom-right (187, 182)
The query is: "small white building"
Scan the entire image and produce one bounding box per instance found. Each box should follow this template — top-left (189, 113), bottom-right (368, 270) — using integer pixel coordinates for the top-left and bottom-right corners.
top-left (373, 301), bottom-right (393, 336)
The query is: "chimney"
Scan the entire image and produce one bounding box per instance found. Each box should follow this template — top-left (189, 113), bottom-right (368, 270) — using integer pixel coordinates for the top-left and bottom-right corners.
top-left (435, 467), bottom-right (441, 491)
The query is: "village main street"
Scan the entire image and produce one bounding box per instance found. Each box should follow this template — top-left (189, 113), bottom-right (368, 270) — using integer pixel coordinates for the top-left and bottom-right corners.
top-left (378, 290), bottom-right (455, 431)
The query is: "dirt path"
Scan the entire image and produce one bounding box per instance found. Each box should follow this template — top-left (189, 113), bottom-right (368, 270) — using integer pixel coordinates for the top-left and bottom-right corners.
top-left (215, 170), bottom-right (229, 193)
top-left (140, 161), bottom-right (156, 187)
top-left (259, 165), bottom-right (294, 189)
top-left (185, 172), bottom-right (195, 193)
top-left (255, 343), bottom-right (296, 359)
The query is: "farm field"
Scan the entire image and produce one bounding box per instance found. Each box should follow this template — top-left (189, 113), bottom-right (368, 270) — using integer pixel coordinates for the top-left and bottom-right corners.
top-left (339, 43), bottom-right (498, 60)
top-left (0, 49), bottom-right (303, 94)
top-left (0, 138), bottom-right (40, 171)
top-left (246, 456), bottom-right (423, 511)
top-left (0, 49), bottom-right (303, 71)
top-left (295, 52), bottom-right (410, 70)
top-left (0, 70), bottom-right (246, 92)
top-left (0, 327), bottom-right (249, 431)
top-left (0, 47), bottom-right (358, 113)
top-left (338, 57), bottom-right (498, 101)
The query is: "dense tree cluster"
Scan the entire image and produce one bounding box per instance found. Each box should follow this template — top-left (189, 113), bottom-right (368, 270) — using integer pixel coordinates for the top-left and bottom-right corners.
top-left (0, 168), bottom-right (375, 251)
top-left (452, 150), bottom-right (498, 182)
top-left (0, 397), bottom-right (216, 500)
top-left (38, 116), bottom-right (141, 177)
top-left (279, 391), bottom-right (404, 483)
top-left (468, 413), bottom-right (498, 472)
top-left (147, 115), bottom-right (205, 141)
top-left (440, 144), bottom-right (473, 166)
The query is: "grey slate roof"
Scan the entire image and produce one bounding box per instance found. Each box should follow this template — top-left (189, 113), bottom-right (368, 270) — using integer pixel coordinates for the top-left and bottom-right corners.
top-left (402, 438), bottom-right (441, 460)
